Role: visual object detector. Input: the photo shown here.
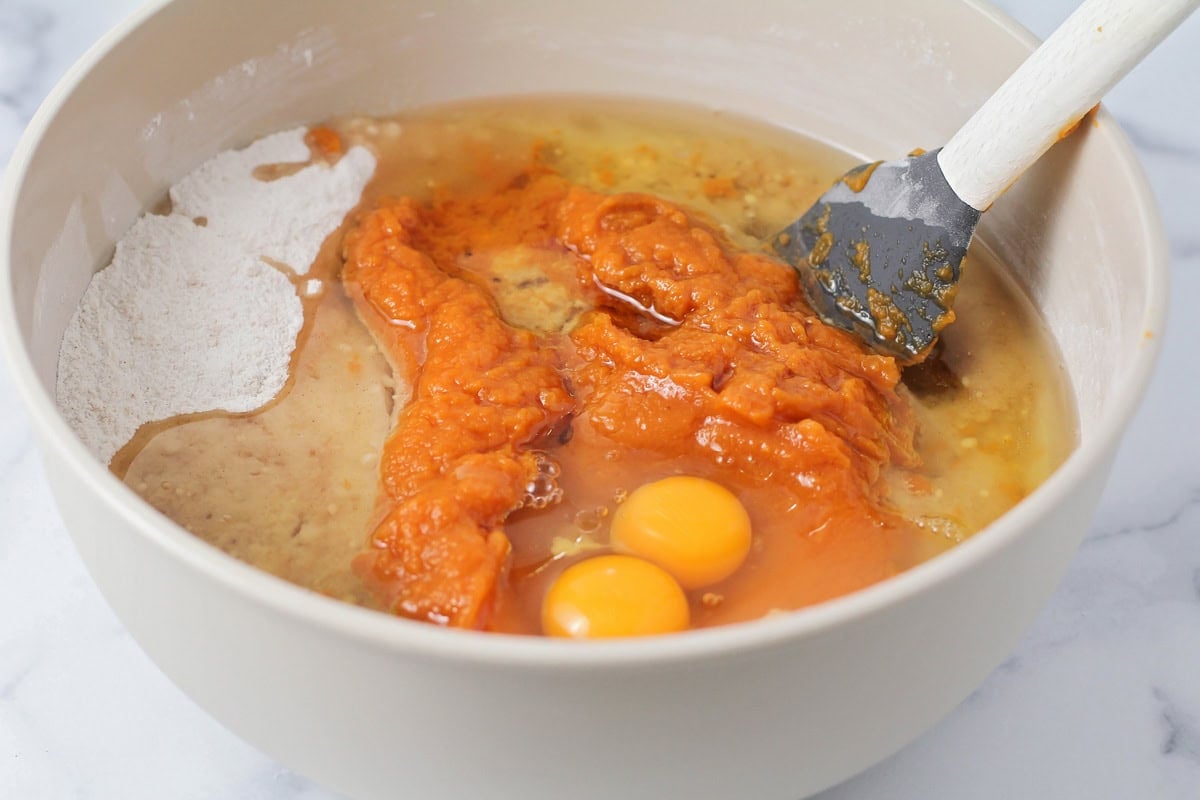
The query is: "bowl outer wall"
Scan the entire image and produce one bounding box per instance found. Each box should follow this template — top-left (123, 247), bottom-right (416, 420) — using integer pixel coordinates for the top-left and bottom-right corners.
top-left (0, 0), bottom-right (1168, 798)
top-left (34, 432), bottom-right (1119, 800)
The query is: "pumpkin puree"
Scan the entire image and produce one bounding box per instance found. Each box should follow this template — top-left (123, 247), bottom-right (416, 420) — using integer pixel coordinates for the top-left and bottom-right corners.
top-left (342, 160), bottom-right (921, 632)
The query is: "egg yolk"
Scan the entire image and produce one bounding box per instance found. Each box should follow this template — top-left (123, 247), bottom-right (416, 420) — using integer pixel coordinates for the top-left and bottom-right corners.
top-left (610, 475), bottom-right (752, 589)
top-left (542, 554), bottom-right (689, 638)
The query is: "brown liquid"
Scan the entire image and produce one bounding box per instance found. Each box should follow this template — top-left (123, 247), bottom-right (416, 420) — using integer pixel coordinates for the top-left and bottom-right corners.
top-left (117, 97), bottom-right (1075, 622)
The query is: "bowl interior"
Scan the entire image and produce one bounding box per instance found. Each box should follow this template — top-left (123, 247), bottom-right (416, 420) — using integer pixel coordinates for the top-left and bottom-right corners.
top-left (4, 0), bottom-right (1163, 562)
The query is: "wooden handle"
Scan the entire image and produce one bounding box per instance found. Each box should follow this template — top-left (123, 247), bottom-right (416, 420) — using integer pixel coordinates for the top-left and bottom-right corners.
top-left (938, 0), bottom-right (1198, 211)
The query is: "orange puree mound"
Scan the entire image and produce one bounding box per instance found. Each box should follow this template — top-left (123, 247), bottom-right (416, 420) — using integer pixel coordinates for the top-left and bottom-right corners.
top-left (342, 199), bottom-right (574, 627)
top-left (342, 167), bottom-right (919, 631)
top-left (558, 188), bottom-right (916, 486)
top-left (305, 126), bottom-right (344, 158)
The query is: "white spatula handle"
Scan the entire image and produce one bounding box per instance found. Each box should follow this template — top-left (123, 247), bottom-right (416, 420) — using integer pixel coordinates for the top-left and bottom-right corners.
top-left (938, 0), bottom-right (1198, 212)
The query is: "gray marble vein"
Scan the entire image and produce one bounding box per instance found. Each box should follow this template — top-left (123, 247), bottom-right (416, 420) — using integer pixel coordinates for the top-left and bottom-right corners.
top-left (1087, 487), bottom-right (1200, 542)
top-left (1157, 687), bottom-right (1200, 763)
top-left (1, 1), bottom-right (1199, 799)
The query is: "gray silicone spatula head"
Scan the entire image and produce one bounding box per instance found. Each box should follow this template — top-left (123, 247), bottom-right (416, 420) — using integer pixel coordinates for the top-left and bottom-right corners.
top-left (772, 150), bottom-right (979, 364)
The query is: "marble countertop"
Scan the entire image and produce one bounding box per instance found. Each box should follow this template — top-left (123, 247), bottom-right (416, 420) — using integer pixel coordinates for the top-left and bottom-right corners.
top-left (2, 1), bottom-right (1198, 798)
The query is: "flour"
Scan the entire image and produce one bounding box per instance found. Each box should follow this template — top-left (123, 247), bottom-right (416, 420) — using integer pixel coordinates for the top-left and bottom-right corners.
top-left (57, 127), bottom-right (377, 464)
top-left (170, 130), bottom-right (377, 274)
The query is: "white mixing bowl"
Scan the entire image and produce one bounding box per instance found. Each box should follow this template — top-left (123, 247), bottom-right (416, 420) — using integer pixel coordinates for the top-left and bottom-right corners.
top-left (0, 1), bottom-right (1167, 798)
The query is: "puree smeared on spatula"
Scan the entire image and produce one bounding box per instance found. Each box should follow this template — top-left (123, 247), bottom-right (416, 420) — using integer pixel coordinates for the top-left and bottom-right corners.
top-left (112, 98), bottom-right (1076, 637)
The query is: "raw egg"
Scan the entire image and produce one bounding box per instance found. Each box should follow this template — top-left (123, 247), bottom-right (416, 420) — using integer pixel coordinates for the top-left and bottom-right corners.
top-left (542, 554), bottom-right (689, 638)
top-left (610, 475), bottom-right (752, 589)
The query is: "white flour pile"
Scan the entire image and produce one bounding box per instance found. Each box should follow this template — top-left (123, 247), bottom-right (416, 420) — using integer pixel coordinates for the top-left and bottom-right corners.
top-left (57, 128), bottom-right (377, 464)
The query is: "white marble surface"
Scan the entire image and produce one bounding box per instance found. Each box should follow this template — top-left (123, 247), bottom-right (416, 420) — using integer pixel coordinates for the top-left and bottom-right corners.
top-left (1, 1), bottom-right (1198, 797)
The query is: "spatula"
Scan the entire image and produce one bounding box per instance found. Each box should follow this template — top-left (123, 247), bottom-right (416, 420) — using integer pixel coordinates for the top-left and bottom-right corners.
top-left (772, 0), bottom-right (1197, 363)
